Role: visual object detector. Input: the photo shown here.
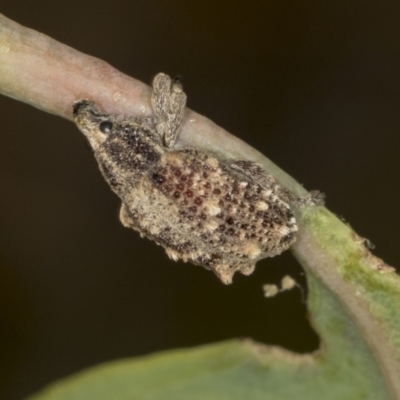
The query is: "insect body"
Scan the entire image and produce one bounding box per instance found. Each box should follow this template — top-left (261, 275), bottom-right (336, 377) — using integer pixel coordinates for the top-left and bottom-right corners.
top-left (73, 73), bottom-right (317, 284)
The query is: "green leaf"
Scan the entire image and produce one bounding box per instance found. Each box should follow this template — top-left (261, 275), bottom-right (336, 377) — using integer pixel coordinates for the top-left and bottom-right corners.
top-left (28, 206), bottom-right (400, 399)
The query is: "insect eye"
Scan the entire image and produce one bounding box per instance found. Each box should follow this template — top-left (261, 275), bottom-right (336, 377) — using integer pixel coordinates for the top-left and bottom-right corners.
top-left (99, 121), bottom-right (113, 134)
top-left (173, 75), bottom-right (182, 84)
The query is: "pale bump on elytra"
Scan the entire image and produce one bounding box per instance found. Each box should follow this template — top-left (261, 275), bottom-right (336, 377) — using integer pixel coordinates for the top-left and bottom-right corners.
top-left (256, 201), bottom-right (269, 211)
top-left (73, 73), bottom-right (322, 284)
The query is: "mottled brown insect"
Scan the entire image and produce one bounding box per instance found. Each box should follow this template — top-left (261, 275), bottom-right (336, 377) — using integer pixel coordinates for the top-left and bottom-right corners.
top-left (73, 73), bottom-right (322, 284)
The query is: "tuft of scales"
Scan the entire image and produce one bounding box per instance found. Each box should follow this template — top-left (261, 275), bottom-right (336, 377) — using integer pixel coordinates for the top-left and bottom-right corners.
top-left (73, 73), bottom-right (322, 284)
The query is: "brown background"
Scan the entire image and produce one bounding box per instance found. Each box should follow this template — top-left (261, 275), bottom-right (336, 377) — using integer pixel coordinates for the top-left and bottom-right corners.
top-left (1, 1), bottom-right (400, 399)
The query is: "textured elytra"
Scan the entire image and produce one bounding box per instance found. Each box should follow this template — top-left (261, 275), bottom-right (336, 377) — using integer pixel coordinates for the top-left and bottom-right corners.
top-left (73, 73), bottom-right (308, 284)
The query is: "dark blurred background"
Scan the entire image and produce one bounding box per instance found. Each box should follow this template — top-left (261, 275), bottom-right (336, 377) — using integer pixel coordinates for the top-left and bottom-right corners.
top-left (0, 1), bottom-right (399, 399)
